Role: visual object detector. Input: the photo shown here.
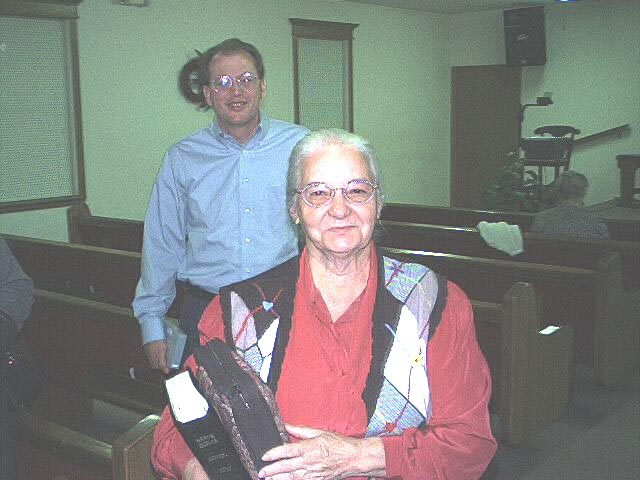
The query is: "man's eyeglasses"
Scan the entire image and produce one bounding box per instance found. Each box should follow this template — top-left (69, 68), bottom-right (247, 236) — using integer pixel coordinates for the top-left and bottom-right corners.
top-left (295, 179), bottom-right (378, 208)
top-left (210, 72), bottom-right (260, 94)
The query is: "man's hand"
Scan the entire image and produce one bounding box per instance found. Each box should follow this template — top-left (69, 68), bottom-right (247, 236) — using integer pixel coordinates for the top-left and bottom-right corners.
top-left (258, 424), bottom-right (386, 480)
top-left (144, 339), bottom-right (169, 374)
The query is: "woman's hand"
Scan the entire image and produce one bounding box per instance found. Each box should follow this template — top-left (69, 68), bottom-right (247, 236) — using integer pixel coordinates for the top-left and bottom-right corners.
top-left (183, 457), bottom-right (210, 480)
top-left (258, 424), bottom-right (386, 480)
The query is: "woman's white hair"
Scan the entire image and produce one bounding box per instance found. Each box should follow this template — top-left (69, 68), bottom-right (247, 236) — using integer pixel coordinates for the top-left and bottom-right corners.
top-left (286, 128), bottom-right (384, 213)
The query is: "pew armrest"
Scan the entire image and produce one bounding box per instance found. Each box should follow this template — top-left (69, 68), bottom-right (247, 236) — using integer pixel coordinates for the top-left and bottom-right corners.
top-left (112, 414), bottom-right (160, 480)
top-left (15, 410), bottom-right (112, 469)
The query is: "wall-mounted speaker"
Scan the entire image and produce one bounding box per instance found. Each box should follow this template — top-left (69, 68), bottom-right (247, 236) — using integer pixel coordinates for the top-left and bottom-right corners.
top-left (504, 6), bottom-right (546, 66)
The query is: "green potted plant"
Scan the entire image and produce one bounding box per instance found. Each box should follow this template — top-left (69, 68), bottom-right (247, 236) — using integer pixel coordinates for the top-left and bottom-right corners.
top-left (483, 152), bottom-right (553, 212)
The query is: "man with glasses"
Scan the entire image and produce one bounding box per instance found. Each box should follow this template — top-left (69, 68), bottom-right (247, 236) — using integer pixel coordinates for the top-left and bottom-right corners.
top-left (133, 38), bottom-right (309, 373)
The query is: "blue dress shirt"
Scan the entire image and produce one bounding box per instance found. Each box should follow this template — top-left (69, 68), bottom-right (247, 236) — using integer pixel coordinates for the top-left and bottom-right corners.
top-left (133, 114), bottom-right (309, 344)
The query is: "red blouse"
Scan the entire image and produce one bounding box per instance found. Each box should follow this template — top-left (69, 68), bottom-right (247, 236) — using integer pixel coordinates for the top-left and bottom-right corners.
top-left (151, 249), bottom-right (497, 479)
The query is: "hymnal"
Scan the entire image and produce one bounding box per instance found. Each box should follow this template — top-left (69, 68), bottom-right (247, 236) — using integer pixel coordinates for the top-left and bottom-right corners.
top-left (164, 318), bottom-right (186, 370)
top-left (166, 339), bottom-right (288, 479)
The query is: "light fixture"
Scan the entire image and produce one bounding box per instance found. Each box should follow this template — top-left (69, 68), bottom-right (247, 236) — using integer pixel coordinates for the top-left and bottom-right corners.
top-left (113, 0), bottom-right (149, 7)
top-left (518, 95), bottom-right (554, 142)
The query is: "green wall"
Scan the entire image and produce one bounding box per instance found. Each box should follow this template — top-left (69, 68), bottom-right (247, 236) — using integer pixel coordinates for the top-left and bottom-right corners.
top-left (77, 0), bottom-right (449, 220)
top-left (2, 0), bottom-right (638, 239)
top-left (449, 0), bottom-right (640, 206)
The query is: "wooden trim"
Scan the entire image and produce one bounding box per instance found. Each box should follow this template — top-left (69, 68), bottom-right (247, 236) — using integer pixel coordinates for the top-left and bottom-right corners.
top-left (68, 17), bottom-right (87, 200)
top-left (289, 18), bottom-right (358, 40)
top-left (0, 9), bottom-right (87, 213)
top-left (292, 34), bottom-right (301, 125)
top-left (574, 124), bottom-right (630, 147)
top-left (0, 196), bottom-right (85, 214)
top-left (0, 0), bottom-right (80, 18)
top-left (289, 18), bottom-right (358, 132)
top-left (345, 38), bottom-right (354, 131)
top-left (67, 201), bottom-right (92, 243)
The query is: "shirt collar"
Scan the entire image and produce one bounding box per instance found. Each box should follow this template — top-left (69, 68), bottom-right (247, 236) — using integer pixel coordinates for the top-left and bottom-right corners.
top-left (211, 111), bottom-right (269, 147)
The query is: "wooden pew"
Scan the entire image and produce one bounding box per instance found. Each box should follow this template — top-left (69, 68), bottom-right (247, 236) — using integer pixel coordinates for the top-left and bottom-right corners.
top-left (22, 281), bottom-right (566, 447)
top-left (378, 220), bottom-right (640, 290)
top-left (58, 209), bottom-right (634, 384)
top-left (67, 205), bottom-right (143, 252)
top-left (68, 203), bottom-right (144, 253)
top-left (5, 230), bottom-right (571, 446)
top-left (380, 202), bottom-right (640, 242)
top-left (5, 234), bottom-right (141, 309)
top-left (15, 409), bottom-right (159, 480)
top-left (60, 209), bottom-right (632, 385)
top-left (14, 289), bottom-right (165, 479)
top-left (4, 234), bottom-right (180, 317)
top-left (22, 289), bottom-right (166, 411)
top-left (12, 230), bottom-right (574, 445)
top-left (380, 247), bottom-right (630, 387)
top-left (470, 283), bottom-right (572, 446)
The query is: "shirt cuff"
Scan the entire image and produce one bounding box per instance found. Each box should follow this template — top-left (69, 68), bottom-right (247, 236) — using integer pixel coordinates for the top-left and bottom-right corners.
top-left (140, 317), bottom-right (166, 345)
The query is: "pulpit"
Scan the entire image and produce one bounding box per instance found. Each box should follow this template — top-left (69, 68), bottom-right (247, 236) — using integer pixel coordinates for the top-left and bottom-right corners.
top-left (616, 154), bottom-right (640, 207)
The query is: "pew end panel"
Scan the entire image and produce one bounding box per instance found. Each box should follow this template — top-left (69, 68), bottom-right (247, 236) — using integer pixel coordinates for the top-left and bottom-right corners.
top-left (594, 252), bottom-right (630, 386)
top-left (533, 325), bottom-right (573, 436)
top-left (497, 282), bottom-right (573, 446)
top-left (112, 414), bottom-right (160, 480)
top-left (15, 406), bottom-right (159, 480)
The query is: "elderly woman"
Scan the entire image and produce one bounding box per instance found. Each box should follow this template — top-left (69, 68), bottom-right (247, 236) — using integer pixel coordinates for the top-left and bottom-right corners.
top-left (152, 129), bottom-right (497, 479)
top-left (531, 170), bottom-right (609, 239)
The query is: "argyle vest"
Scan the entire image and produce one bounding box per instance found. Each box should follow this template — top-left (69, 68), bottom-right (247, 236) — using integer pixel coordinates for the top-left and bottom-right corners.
top-left (218, 253), bottom-right (447, 437)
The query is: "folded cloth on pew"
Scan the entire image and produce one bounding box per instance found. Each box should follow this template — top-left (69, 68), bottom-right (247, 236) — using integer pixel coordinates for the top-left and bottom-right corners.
top-left (477, 221), bottom-right (524, 256)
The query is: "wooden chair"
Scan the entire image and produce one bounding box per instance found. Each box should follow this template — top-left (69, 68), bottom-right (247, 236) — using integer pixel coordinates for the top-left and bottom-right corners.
top-left (521, 125), bottom-right (580, 186)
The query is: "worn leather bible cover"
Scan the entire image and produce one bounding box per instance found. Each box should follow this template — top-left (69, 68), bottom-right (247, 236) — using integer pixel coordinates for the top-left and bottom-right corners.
top-left (193, 339), bottom-right (289, 479)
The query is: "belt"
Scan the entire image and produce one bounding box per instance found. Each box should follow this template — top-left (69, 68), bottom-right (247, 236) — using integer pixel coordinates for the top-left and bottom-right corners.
top-left (177, 281), bottom-right (216, 302)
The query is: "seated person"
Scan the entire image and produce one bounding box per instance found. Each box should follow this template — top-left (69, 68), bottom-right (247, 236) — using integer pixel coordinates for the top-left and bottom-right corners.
top-left (0, 234), bottom-right (34, 340)
top-left (531, 170), bottom-right (609, 239)
top-left (1, 234), bottom-right (34, 479)
top-left (151, 129), bottom-right (497, 480)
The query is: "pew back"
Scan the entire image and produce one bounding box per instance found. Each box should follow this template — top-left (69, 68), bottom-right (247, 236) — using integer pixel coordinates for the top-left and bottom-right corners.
top-left (5, 234), bottom-right (181, 317)
top-left (380, 202), bottom-right (640, 242)
top-left (8, 228), bottom-right (576, 446)
top-left (381, 247), bottom-right (628, 386)
top-left (379, 220), bottom-right (640, 290)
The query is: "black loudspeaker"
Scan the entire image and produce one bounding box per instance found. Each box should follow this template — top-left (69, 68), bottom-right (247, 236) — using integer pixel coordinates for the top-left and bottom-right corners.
top-left (504, 6), bottom-right (546, 66)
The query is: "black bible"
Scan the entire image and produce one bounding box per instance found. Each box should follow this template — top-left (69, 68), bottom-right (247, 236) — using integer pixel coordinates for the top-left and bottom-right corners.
top-left (165, 339), bottom-right (288, 479)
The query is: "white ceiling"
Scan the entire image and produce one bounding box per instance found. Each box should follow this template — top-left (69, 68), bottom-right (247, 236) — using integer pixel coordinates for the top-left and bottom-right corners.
top-left (341, 0), bottom-right (568, 14)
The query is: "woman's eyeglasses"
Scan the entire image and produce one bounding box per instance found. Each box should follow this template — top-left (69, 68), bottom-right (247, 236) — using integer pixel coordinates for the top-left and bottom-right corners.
top-left (295, 179), bottom-right (378, 208)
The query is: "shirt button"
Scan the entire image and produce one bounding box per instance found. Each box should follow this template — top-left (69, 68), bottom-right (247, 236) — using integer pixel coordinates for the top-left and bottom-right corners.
top-left (245, 268), bottom-right (251, 273)
top-left (242, 178), bottom-right (249, 183)
top-left (244, 208), bottom-right (250, 213)
top-left (245, 238), bottom-right (251, 243)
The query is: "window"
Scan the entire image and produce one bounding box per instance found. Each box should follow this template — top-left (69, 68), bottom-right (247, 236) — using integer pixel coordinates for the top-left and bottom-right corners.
top-left (0, 1), bottom-right (85, 213)
top-left (290, 19), bottom-right (358, 132)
